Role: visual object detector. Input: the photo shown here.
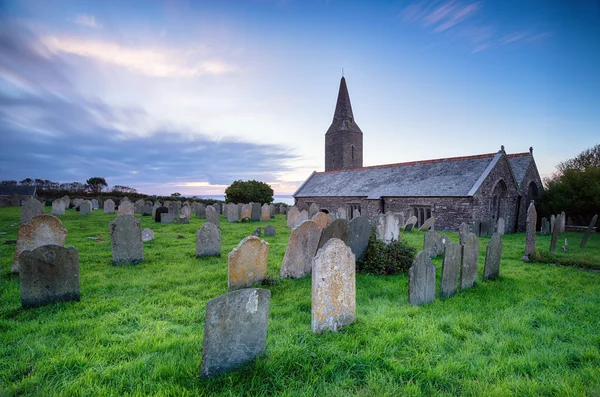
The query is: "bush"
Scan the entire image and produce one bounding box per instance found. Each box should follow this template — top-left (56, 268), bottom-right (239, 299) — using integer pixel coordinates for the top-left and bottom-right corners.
top-left (225, 180), bottom-right (274, 204)
top-left (359, 231), bottom-right (416, 275)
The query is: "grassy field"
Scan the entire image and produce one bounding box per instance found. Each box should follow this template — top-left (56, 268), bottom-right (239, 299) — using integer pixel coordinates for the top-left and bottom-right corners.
top-left (1, 206), bottom-right (599, 396)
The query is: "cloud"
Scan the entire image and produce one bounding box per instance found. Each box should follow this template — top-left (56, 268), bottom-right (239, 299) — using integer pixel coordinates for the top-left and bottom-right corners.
top-left (75, 14), bottom-right (102, 28)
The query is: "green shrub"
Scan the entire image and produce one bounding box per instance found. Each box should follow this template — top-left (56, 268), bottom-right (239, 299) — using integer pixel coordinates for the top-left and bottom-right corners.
top-left (359, 231), bottom-right (416, 275)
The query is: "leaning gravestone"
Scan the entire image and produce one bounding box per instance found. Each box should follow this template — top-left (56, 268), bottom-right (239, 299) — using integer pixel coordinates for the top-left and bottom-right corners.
top-left (206, 205), bottom-right (220, 227)
top-left (51, 199), bottom-right (65, 216)
top-left (408, 251), bottom-right (436, 306)
top-left (155, 206), bottom-right (168, 222)
top-left (424, 230), bottom-right (444, 257)
top-left (286, 207), bottom-right (300, 228)
top-left (458, 222), bottom-right (469, 245)
top-left (347, 216), bottom-right (371, 262)
top-left (281, 220), bottom-right (321, 278)
top-left (312, 238), bottom-right (356, 333)
top-left (484, 233), bottom-right (502, 280)
top-left (12, 215), bottom-right (67, 273)
top-left (200, 288), bottom-right (270, 378)
top-left (226, 204), bottom-right (239, 223)
top-left (80, 200), bottom-right (92, 215)
top-left (118, 200), bottom-right (134, 216)
top-left (461, 233), bottom-right (479, 289)
top-left (160, 212), bottom-right (174, 224)
top-left (19, 245), bottom-right (80, 308)
top-left (260, 204), bottom-right (270, 221)
top-left (20, 198), bottom-right (44, 224)
top-left (404, 216), bottom-right (417, 232)
top-left (142, 228), bottom-right (154, 242)
top-left (104, 199), bottom-right (115, 214)
top-left (440, 243), bottom-right (461, 298)
top-left (496, 217), bottom-right (505, 236)
top-left (580, 214), bottom-right (598, 248)
top-left (549, 213), bottom-right (562, 254)
top-left (228, 236), bottom-right (269, 289)
top-left (522, 201), bottom-right (537, 261)
top-left (196, 223), bottom-right (221, 257)
top-left (109, 215), bottom-right (144, 265)
top-left (419, 217), bottom-right (436, 231)
top-left (376, 212), bottom-right (400, 243)
top-left (251, 203), bottom-right (261, 222)
top-left (264, 225), bottom-right (276, 237)
top-left (318, 218), bottom-right (349, 250)
top-left (308, 203), bottom-right (320, 218)
top-left (312, 212), bottom-right (329, 230)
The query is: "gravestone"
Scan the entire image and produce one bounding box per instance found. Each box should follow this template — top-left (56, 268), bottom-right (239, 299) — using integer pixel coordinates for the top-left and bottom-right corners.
top-left (559, 211), bottom-right (566, 233)
top-left (213, 203), bottom-right (221, 215)
top-left (549, 213), bottom-right (562, 253)
top-left (522, 201), bottom-right (537, 260)
top-left (118, 200), bottom-right (134, 216)
top-left (562, 238), bottom-right (569, 253)
top-left (140, 205), bottom-right (153, 216)
top-left (483, 233), bottom-right (502, 280)
top-left (264, 225), bottom-right (276, 237)
top-left (200, 288), bottom-right (270, 378)
top-left (312, 238), bottom-right (356, 333)
top-left (19, 245), bottom-right (80, 308)
top-left (260, 204), bottom-right (270, 221)
top-left (21, 198), bottom-right (44, 224)
top-left (237, 203), bottom-right (244, 217)
top-left (472, 220), bottom-right (481, 237)
top-left (197, 203), bottom-right (206, 219)
top-left (174, 215), bottom-right (190, 224)
top-left (155, 206), bottom-right (168, 222)
top-left (134, 199), bottom-right (145, 214)
top-left (404, 216), bottom-right (417, 232)
top-left (181, 205), bottom-right (192, 219)
top-left (336, 207), bottom-right (347, 220)
top-left (52, 199), bottom-right (65, 216)
top-left (496, 217), bottom-right (505, 236)
top-left (440, 234), bottom-right (452, 247)
top-left (318, 219), bottom-right (349, 250)
top-left (252, 227), bottom-right (261, 237)
top-left (226, 204), bottom-right (239, 223)
top-left (61, 196), bottom-right (70, 209)
top-left (550, 214), bottom-right (556, 234)
top-left (580, 214), bottom-right (598, 248)
top-left (109, 215), bottom-right (144, 265)
top-left (296, 201), bottom-right (309, 212)
top-left (241, 204), bottom-right (252, 220)
top-left (79, 200), bottom-right (92, 215)
top-left (348, 216), bottom-right (371, 262)
top-left (206, 205), bottom-right (220, 227)
top-left (298, 210), bottom-right (309, 227)
top-left (541, 217), bottom-right (550, 235)
top-left (142, 228), bottom-right (154, 242)
top-left (419, 216), bottom-right (436, 231)
top-left (196, 223), bottom-right (221, 257)
top-left (12, 215), bottom-right (67, 273)
top-left (104, 199), bottom-right (115, 214)
top-left (251, 203), bottom-right (261, 221)
top-left (440, 243), bottom-right (461, 298)
top-left (286, 206), bottom-right (300, 228)
top-left (72, 198), bottom-right (83, 209)
top-left (408, 251), bottom-right (436, 306)
top-left (424, 230), bottom-right (444, 257)
top-left (91, 199), bottom-right (99, 210)
top-left (279, 204), bottom-right (287, 214)
top-left (228, 236), bottom-right (269, 289)
top-left (376, 212), bottom-right (400, 243)
top-left (461, 233), bottom-right (479, 289)
top-left (312, 211), bottom-right (329, 230)
top-left (160, 212), bottom-right (174, 224)
top-left (458, 222), bottom-right (470, 245)
top-left (308, 203), bottom-right (319, 218)
top-left (281, 220), bottom-right (321, 278)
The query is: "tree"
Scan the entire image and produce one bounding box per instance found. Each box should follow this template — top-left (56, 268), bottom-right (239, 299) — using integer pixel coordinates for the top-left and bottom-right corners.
top-left (0, 180), bottom-right (18, 187)
top-left (112, 185), bottom-right (137, 194)
top-left (225, 180), bottom-right (274, 204)
top-left (20, 178), bottom-right (33, 186)
top-left (86, 177), bottom-right (108, 194)
top-left (548, 143), bottom-right (600, 183)
top-left (171, 192), bottom-right (182, 197)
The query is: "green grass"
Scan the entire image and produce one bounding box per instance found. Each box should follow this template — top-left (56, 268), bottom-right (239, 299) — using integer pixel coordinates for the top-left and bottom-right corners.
top-left (1, 206), bottom-right (600, 396)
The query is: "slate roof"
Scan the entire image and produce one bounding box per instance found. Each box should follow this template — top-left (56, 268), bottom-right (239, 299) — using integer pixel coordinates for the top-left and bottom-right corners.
top-left (295, 152), bottom-right (507, 199)
top-left (0, 186), bottom-right (36, 196)
top-left (326, 77), bottom-right (362, 136)
top-left (507, 152), bottom-right (532, 187)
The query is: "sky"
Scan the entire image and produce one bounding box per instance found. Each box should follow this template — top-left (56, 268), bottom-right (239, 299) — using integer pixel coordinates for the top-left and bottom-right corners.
top-left (0, 0), bottom-right (599, 196)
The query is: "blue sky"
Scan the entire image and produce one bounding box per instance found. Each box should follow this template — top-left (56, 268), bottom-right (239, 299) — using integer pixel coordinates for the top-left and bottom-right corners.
top-left (0, 0), bottom-right (598, 196)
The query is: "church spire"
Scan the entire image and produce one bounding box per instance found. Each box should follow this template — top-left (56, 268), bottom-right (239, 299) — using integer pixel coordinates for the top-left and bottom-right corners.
top-left (333, 77), bottom-right (354, 122)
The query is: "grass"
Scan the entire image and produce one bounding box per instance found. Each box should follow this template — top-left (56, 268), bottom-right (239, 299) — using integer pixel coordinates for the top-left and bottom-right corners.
top-left (1, 206), bottom-right (599, 396)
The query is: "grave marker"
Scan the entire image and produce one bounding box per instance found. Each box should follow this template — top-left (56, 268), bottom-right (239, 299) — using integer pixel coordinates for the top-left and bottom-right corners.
top-left (109, 215), bottom-right (144, 265)
top-left (228, 236), bottom-right (269, 289)
top-left (281, 220), bottom-right (321, 278)
top-left (408, 251), bottom-right (436, 305)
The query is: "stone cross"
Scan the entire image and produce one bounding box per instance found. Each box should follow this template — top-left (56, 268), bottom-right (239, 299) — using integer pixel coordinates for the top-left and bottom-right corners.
top-left (440, 243), bottom-right (461, 298)
top-left (228, 236), bottom-right (269, 289)
top-left (483, 233), bottom-right (502, 280)
top-left (580, 214), bottom-right (598, 248)
top-left (196, 223), bottom-right (221, 257)
top-left (281, 220), bottom-right (321, 278)
top-left (109, 215), bottom-right (144, 265)
top-left (461, 233), bottom-right (479, 290)
top-left (408, 251), bottom-right (436, 306)
top-left (12, 215), bottom-right (67, 273)
top-left (20, 198), bottom-right (44, 224)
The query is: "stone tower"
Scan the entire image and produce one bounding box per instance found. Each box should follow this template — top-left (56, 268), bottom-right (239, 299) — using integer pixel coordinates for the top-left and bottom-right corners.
top-left (325, 77), bottom-right (363, 172)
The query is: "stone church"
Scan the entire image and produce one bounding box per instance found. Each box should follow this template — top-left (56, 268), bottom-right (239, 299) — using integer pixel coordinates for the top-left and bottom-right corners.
top-left (293, 77), bottom-right (543, 233)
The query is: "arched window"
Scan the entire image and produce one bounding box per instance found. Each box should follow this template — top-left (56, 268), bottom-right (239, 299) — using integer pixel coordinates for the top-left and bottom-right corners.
top-left (490, 179), bottom-right (507, 223)
top-left (527, 181), bottom-right (538, 205)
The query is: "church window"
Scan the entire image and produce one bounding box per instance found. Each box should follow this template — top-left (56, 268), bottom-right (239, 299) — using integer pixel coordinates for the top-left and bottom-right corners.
top-left (347, 202), bottom-right (361, 220)
top-left (412, 206), bottom-right (432, 227)
top-left (351, 145), bottom-right (355, 161)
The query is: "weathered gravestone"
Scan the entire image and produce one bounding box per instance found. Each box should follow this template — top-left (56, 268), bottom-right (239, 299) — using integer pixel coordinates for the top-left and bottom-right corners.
top-left (312, 238), bottom-right (356, 333)
top-left (104, 199), bottom-right (115, 214)
top-left (458, 222), bottom-right (470, 245)
top-left (20, 245), bottom-right (79, 308)
top-left (228, 236), bottom-right (269, 289)
top-left (424, 230), bottom-right (444, 257)
top-left (118, 200), bottom-right (134, 216)
top-left (336, 207), bottom-right (347, 220)
top-left (174, 214), bottom-right (190, 224)
top-left (197, 203), bottom-right (206, 219)
top-left (251, 203), bottom-right (261, 221)
top-left (461, 233), bottom-right (479, 289)
top-left (134, 199), bottom-right (145, 214)
top-left (241, 204), bottom-right (252, 220)
top-left (61, 196), bottom-right (70, 209)
top-left (484, 233), bottom-right (502, 280)
top-left (348, 216), bottom-right (371, 262)
top-left (308, 203), bottom-right (320, 218)
top-left (312, 211), bottom-right (329, 230)
top-left (440, 234), bottom-right (452, 247)
top-left (286, 206), bottom-right (300, 228)
top-left (279, 204), bottom-right (287, 214)
top-left (252, 227), bottom-right (261, 237)
top-left (419, 216), bottom-right (436, 231)
top-left (12, 215), bottom-right (67, 273)
top-left (21, 198), bottom-right (44, 224)
top-left (80, 200), bottom-right (92, 216)
top-left (550, 214), bottom-right (556, 234)
top-left (541, 217), bottom-right (550, 235)
top-left (376, 212), bottom-right (400, 243)
top-left (298, 210), bottom-right (309, 227)
top-left (281, 220), bottom-right (321, 278)
top-left (226, 204), bottom-right (239, 223)
top-left (318, 218), bottom-right (349, 250)
top-left (200, 288), bottom-right (270, 378)
top-left (142, 228), bottom-right (154, 242)
top-left (52, 199), bottom-right (65, 216)
top-left (522, 201), bottom-right (537, 261)
top-left (109, 215), bottom-right (144, 265)
top-left (260, 204), bottom-right (270, 221)
top-left (155, 206), bottom-right (168, 222)
top-left (264, 225), bottom-right (276, 237)
top-left (404, 216), bottom-right (417, 232)
top-left (580, 214), bottom-right (598, 248)
top-left (181, 205), bottom-right (192, 219)
top-left (496, 217), bottom-right (505, 236)
top-left (237, 203), bottom-right (244, 217)
top-left (549, 213), bottom-right (562, 254)
top-left (196, 223), bottom-right (221, 257)
top-left (206, 205), bottom-right (220, 227)
top-left (72, 198), bottom-right (83, 209)
top-left (408, 251), bottom-right (436, 306)
top-left (559, 211), bottom-right (566, 233)
top-left (160, 212), bottom-right (175, 224)
top-left (213, 203), bottom-right (221, 215)
top-left (397, 213), bottom-right (406, 230)
top-left (91, 199), bottom-right (99, 210)
top-left (440, 243), bottom-right (461, 298)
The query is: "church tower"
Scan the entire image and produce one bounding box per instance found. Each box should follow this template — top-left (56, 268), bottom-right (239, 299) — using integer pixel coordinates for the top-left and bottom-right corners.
top-left (325, 77), bottom-right (363, 172)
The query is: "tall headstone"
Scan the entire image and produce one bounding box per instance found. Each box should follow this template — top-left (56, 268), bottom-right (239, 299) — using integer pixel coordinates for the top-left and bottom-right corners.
top-left (376, 212), bottom-right (400, 243)
top-left (312, 238), bottom-right (356, 333)
top-left (549, 213), bottom-right (562, 254)
top-left (19, 245), bottom-right (80, 308)
top-left (440, 243), bottom-right (461, 298)
top-left (458, 222), bottom-right (470, 245)
top-left (419, 216), bottom-right (436, 231)
top-left (200, 288), bottom-right (270, 378)
top-left (522, 201), bottom-right (537, 260)
top-left (484, 233), bottom-right (502, 280)
top-left (550, 214), bottom-right (556, 234)
top-left (424, 230), bottom-right (444, 257)
top-left (312, 212), bottom-right (329, 230)
top-left (408, 251), bottom-right (436, 306)
top-left (318, 218), bottom-right (349, 250)
top-left (308, 203), bottom-right (319, 218)
top-left (251, 203), bottom-right (261, 221)
top-left (109, 215), bottom-right (144, 265)
top-left (260, 204), bottom-right (270, 221)
top-left (80, 200), bottom-right (92, 216)
top-left (197, 203), bottom-right (206, 219)
top-left (196, 223), bottom-right (221, 257)
top-left (241, 204), bottom-right (252, 220)
top-left (226, 203), bottom-right (239, 223)
top-left (347, 216), bottom-right (371, 262)
top-left (580, 214), bottom-right (598, 248)
top-left (12, 215), bottom-right (67, 273)
top-left (118, 200), bottom-right (134, 216)
top-left (559, 211), bottom-right (566, 233)
top-left (20, 198), bottom-right (44, 224)
top-left (205, 205), bottom-right (220, 227)
top-left (104, 199), bottom-right (115, 214)
top-left (51, 199), bottom-right (65, 216)
top-left (281, 220), bottom-right (321, 278)
top-left (228, 236), bottom-right (269, 289)
top-left (461, 233), bottom-right (479, 290)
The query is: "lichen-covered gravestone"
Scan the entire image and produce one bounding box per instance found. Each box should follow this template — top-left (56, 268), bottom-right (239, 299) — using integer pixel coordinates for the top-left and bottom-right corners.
top-left (281, 220), bottom-right (321, 278)
top-left (580, 214), bottom-right (598, 248)
top-left (12, 215), bottom-right (67, 273)
top-left (419, 216), bottom-right (436, 231)
top-left (264, 225), bottom-right (276, 237)
top-left (20, 198), bottom-right (44, 224)
top-left (376, 212), bottom-right (400, 243)
top-left (80, 200), bottom-right (92, 215)
top-left (109, 215), bottom-right (144, 265)
top-left (424, 230), bottom-right (444, 257)
top-left (440, 243), bottom-right (461, 298)
top-left (240, 204), bottom-right (252, 220)
top-left (118, 200), bottom-right (134, 216)
top-left (484, 233), bottom-right (502, 280)
top-left (522, 201), bottom-right (537, 261)
top-left (20, 245), bottom-right (80, 308)
top-left (260, 204), bottom-right (270, 221)
top-left (312, 212), bottom-right (329, 230)
top-left (226, 204), bottom-right (239, 223)
top-left (286, 206), bottom-right (300, 228)
top-left (142, 228), bottom-right (154, 242)
top-left (196, 223), bottom-right (221, 257)
top-left (308, 203), bottom-right (320, 218)
top-left (205, 205), bottom-right (220, 227)
top-left (251, 203), bottom-right (261, 221)
top-left (461, 233), bottom-right (479, 289)
top-left (312, 238), bottom-right (356, 333)
top-left (200, 288), bottom-right (270, 378)
top-left (104, 199), bottom-right (115, 214)
top-left (408, 251), bottom-right (436, 305)
top-left (347, 216), bottom-right (371, 262)
top-left (52, 199), bottom-right (65, 216)
top-left (228, 236), bottom-right (269, 289)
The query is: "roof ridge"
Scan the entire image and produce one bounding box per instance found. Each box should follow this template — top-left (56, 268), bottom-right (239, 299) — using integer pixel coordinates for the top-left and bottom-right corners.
top-left (507, 152), bottom-right (531, 158)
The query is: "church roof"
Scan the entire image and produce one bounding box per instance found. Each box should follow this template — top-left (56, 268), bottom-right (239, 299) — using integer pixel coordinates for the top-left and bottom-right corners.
top-left (0, 186), bottom-right (36, 196)
top-left (295, 151), bottom-right (511, 199)
top-left (507, 152), bottom-right (533, 187)
top-left (326, 77), bottom-right (362, 135)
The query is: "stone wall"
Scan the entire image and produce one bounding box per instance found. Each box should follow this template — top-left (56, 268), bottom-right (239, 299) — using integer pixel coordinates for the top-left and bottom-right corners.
top-left (515, 160), bottom-right (544, 232)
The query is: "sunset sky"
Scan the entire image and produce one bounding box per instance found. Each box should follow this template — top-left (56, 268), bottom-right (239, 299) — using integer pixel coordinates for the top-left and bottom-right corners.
top-left (1, 0), bottom-right (599, 196)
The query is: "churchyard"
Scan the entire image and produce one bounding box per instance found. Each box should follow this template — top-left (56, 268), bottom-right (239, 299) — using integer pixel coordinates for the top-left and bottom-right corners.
top-left (1, 204), bottom-right (600, 396)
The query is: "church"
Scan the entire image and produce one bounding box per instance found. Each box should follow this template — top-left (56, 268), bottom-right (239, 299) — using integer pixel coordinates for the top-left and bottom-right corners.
top-left (293, 77), bottom-right (543, 233)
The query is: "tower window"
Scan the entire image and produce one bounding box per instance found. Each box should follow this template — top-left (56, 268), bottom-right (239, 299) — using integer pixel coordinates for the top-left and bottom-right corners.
top-left (351, 145), bottom-right (354, 161)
